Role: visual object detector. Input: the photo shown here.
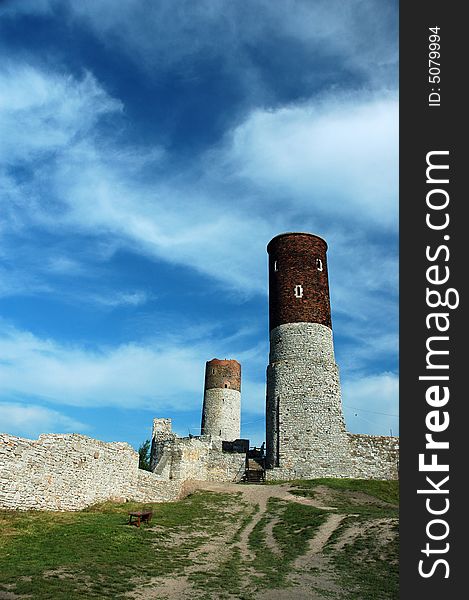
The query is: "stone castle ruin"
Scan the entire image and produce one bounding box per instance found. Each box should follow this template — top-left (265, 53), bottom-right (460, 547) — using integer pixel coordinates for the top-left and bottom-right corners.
top-left (0, 233), bottom-right (399, 511)
top-left (265, 233), bottom-right (398, 479)
top-left (201, 359), bottom-right (241, 441)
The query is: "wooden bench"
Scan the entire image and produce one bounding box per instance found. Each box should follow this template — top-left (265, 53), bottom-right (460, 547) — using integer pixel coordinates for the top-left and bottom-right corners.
top-left (128, 510), bottom-right (153, 527)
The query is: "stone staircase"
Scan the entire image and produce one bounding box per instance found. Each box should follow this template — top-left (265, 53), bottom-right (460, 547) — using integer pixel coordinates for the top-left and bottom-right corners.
top-left (244, 457), bottom-right (265, 483)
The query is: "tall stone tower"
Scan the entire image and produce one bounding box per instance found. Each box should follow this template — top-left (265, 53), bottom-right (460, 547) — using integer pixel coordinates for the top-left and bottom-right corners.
top-left (201, 359), bottom-right (241, 441)
top-left (265, 232), bottom-right (351, 478)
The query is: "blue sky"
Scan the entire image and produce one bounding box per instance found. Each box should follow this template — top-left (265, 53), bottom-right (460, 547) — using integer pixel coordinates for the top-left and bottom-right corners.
top-left (0, 0), bottom-right (398, 449)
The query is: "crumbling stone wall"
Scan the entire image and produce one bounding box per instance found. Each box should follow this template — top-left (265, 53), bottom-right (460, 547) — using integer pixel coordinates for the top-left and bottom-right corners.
top-left (265, 433), bottom-right (399, 481)
top-left (150, 418), bottom-right (176, 473)
top-left (150, 419), bottom-right (246, 482)
top-left (348, 433), bottom-right (399, 479)
top-left (0, 433), bottom-right (182, 511)
top-left (168, 436), bottom-right (246, 481)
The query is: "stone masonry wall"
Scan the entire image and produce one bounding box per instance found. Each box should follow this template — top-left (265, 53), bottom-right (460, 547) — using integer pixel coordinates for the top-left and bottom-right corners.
top-left (266, 322), bottom-right (352, 476)
top-left (150, 418), bottom-right (177, 472)
top-left (265, 320), bottom-right (399, 481)
top-left (150, 421), bottom-right (246, 483)
top-left (201, 388), bottom-right (241, 441)
top-left (201, 359), bottom-right (241, 441)
top-left (266, 433), bottom-right (400, 481)
top-left (164, 436), bottom-right (245, 482)
top-left (348, 433), bottom-right (399, 480)
top-left (0, 433), bottom-right (183, 511)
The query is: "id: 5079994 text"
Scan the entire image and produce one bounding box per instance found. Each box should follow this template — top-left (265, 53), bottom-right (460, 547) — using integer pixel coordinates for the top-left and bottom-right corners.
top-left (428, 26), bottom-right (441, 107)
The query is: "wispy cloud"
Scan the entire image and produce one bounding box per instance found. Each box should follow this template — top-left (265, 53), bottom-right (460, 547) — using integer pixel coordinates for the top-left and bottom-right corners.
top-left (1, 61), bottom-right (398, 391)
top-left (0, 0), bottom-right (399, 448)
top-left (220, 92), bottom-right (398, 230)
top-left (46, 256), bottom-right (86, 276)
top-left (1, 63), bottom-right (397, 290)
top-left (0, 265), bottom-right (53, 299)
top-left (0, 321), bottom-right (265, 416)
top-left (88, 291), bottom-right (154, 308)
top-left (0, 402), bottom-right (88, 438)
top-left (0, 323), bottom-right (199, 410)
top-left (0, 319), bottom-right (396, 438)
top-left (0, 66), bottom-right (122, 164)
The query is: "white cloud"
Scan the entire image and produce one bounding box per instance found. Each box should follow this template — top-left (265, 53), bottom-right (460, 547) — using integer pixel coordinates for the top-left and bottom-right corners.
top-left (0, 321), bottom-right (397, 441)
top-left (0, 324), bottom-right (198, 409)
top-left (0, 403), bottom-right (88, 439)
top-left (0, 62), bottom-right (398, 405)
top-left (51, 161), bottom-right (272, 293)
top-left (0, 66), bottom-right (122, 164)
top-left (45, 256), bottom-right (87, 276)
top-left (341, 372), bottom-right (399, 436)
top-left (92, 291), bottom-right (153, 307)
top-left (2, 65), bottom-right (397, 299)
top-left (0, 265), bottom-right (52, 299)
top-left (0, 2), bottom-right (398, 446)
top-left (222, 93), bottom-right (398, 230)
top-left (0, 322), bottom-right (265, 417)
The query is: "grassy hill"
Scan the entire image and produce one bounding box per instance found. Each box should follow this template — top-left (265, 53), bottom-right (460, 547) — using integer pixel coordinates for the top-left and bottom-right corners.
top-left (0, 479), bottom-right (398, 599)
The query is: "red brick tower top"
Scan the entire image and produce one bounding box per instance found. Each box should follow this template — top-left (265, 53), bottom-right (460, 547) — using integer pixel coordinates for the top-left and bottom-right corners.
top-left (267, 232), bottom-right (332, 331)
top-left (204, 359), bottom-right (241, 392)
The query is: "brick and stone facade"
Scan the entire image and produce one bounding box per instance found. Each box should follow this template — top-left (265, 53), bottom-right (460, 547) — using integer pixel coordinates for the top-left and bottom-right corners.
top-left (268, 232), bottom-right (332, 329)
top-left (201, 359), bottom-right (241, 441)
top-left (265, 232), bottom-right (399, 479)
top-left (0, 231), bottom-right (399, 513)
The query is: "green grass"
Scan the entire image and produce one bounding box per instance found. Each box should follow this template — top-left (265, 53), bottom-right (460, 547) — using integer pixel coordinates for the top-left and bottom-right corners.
top-left (248, 497), bottom-right (328, 590)
top-left (324, 517), bottom-right (399, 600)
top-left (189, 546), bottom-right (245, 599)
top-left (290, 478), bottom-right (399, 518)
top-left (0, 481), bottom-right (399, 599)
top-left (0, 491), bottom-right (246, 599)
top-left (264, 479), bottom-right (399, 599)
top-left (231, 502), bottom-right (259, 543)
top-left (187, 501), bottom-right (256, 598)
top-left (290, 477), bottom-right (399, 503)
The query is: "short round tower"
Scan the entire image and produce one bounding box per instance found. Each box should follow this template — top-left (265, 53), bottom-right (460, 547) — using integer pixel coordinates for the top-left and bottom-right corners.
top-left (201, 359), bottom-right (241, 441)
top-left (266, 233), bottom-right (351, 478)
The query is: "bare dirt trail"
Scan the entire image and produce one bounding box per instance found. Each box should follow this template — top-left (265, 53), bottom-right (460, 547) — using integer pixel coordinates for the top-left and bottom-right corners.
top-left (126, 481), bottom-right (349, 600)
top-left (188, 480), bottom-right (331, 508)
top-left (189, 480), bottom-right (340, 569)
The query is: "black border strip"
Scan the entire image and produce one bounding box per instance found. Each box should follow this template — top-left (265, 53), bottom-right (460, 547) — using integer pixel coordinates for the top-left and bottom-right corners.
top-left (400, 2), bottom-right (464, 596)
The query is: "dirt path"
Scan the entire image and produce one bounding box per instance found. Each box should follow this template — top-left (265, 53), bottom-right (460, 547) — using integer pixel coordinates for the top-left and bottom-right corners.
top-left (302, 513), bottom-right (346, 555)
top-left (188, 480), bottom-right (333, 509)
top-left (252, 507), bottom-right (348, 600)
top-left (126, 481), bottom-right (351, 599)
top-left (126, 480), bottom-right (400, 599)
